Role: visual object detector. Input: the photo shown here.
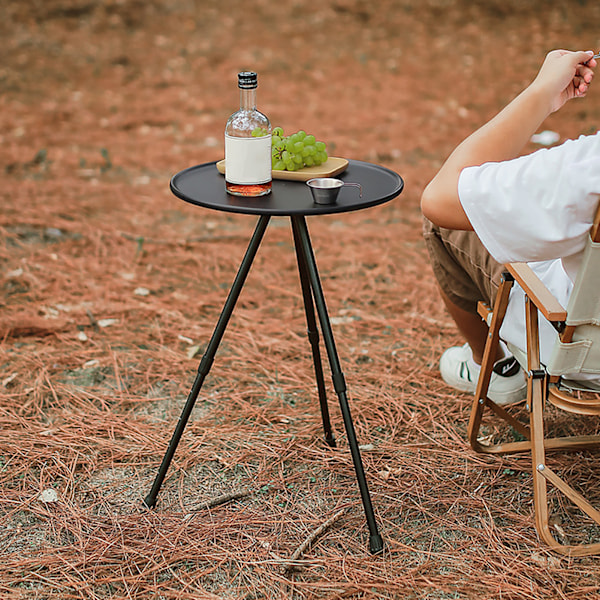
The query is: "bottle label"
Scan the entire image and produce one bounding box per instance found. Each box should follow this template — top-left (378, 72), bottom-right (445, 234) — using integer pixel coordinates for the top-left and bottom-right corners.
top-left (225, 134), bottom-right (272, 185)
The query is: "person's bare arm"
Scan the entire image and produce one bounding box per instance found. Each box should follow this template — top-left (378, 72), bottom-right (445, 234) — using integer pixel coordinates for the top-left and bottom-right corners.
top-left (421, 49), bottom-right (597, 230)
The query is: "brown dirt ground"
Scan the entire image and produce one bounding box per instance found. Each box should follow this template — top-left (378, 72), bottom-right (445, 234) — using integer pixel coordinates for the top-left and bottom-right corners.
top-left (2, 1), bottom-right (600, 598)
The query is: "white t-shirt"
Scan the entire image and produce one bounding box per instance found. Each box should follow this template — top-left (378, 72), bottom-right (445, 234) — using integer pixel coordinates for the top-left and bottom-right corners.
top-left (458, 132), bottom-right (600, 379)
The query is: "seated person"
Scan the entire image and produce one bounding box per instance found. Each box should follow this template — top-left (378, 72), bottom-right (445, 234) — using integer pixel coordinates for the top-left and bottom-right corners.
top-left (421, 49), bottom-right (600, 405)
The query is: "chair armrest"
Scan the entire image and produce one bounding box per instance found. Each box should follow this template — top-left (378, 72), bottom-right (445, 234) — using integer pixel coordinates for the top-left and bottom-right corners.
top-left (506, 262), bottom-right (567, 322)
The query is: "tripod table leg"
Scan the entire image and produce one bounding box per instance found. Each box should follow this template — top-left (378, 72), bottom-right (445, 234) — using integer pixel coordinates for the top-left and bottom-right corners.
top-left (291, 215), bottom-right (383, 554)
top-left (291, 218), bottom-right (336, 447)
top-left (144, 215), bottom-right (271, 509)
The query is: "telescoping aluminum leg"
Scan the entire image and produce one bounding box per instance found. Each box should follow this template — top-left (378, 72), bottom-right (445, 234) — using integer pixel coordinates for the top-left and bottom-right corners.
top-left (292, 219), bottom-right (336, 448)
top-left (291, 215), bottom-right (383, 554)
top-left (144, 215), bottom-right (270, 509)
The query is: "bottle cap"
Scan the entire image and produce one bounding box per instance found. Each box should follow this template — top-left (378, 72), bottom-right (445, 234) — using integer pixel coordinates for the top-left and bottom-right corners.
top-left (238, 71), bottom-right (258, 89)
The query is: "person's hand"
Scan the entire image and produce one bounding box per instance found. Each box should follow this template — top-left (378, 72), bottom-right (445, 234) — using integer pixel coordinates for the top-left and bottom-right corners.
top-left (531, 49), bottom-right (596, 113)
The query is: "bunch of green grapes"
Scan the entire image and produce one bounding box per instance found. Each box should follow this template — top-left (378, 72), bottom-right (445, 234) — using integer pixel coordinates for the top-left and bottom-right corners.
top-left (270, 127), bottom-right (328, 171)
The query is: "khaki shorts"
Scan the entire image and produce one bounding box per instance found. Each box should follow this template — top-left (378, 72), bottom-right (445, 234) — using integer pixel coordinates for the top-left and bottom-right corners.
top-left (422, 216), bottom-right (505, 314)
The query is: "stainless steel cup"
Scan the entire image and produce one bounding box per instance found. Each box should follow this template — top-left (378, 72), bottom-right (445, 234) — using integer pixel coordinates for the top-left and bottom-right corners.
top-left (306, 178), bottom-right (362, 204)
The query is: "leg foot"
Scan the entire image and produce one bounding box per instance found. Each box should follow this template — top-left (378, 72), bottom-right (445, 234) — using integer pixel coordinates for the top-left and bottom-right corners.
top-left (143, 495), bottom-right (156, 509)
top-left (369, 533), bottom-right (384, 554)
top-left (324, 433), bottom-right (336, 448)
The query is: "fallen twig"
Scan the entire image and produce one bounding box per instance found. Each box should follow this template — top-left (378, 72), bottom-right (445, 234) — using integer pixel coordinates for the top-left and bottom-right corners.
top-left (283, 508), bottom-right (346, 572)
top-left (184, 490), bottom-right (251, 514)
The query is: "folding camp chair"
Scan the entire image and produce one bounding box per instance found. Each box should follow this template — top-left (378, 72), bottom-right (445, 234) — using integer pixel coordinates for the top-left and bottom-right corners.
top-left (467, 206), bottom-right (600, 556)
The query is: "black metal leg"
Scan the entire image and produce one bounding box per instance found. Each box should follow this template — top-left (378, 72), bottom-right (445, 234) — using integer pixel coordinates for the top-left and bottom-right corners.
top-left (144, 215), bottom-right (271, 509)
top-left (291, 219), bottom-right (336, 448)
top-left (291, 215), bottom-right (383, 554)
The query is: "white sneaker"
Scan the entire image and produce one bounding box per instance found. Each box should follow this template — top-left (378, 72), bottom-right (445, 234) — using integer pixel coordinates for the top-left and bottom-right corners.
top-left (439, 343), bottom-right (527, 406)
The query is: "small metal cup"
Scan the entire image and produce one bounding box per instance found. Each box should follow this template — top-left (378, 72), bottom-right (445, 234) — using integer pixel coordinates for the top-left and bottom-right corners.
top-left (306, 178), bottom-right (362, 204)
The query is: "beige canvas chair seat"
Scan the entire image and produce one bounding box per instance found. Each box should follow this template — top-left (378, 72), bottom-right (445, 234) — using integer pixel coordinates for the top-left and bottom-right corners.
top-left (467, 207), bottom-right (600, 556)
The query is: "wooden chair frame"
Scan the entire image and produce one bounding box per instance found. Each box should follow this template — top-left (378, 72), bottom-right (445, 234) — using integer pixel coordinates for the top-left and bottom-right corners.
top-left (467, 209), bottom-right (600, 556)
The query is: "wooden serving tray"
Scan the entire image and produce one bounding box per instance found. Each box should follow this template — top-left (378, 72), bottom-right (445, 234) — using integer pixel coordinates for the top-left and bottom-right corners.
top-left (216, 157), bottom-right (349, 182)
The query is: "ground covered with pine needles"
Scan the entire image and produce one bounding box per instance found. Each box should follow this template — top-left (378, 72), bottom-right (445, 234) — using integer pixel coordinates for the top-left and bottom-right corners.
top-left (2, 1), bottom-right (600, 598)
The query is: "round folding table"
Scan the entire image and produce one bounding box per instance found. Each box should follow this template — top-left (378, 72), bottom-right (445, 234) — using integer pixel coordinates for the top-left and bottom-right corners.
top-left (144, 159), bottom-right (404, 554)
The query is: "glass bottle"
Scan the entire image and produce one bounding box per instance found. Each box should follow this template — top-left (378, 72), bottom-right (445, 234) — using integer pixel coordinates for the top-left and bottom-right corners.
top-left (224, 71), bottom-right (272, 196)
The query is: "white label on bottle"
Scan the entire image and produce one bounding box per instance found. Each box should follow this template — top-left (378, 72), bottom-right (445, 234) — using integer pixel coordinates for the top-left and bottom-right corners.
top-left (225, 134), bottom-right (272, 184)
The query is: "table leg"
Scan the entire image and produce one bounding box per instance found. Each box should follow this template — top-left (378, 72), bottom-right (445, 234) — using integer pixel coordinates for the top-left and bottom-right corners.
top-left (144, 215), bottom-right (271, 509)
top-left (291, 219), bottom-right (336, 448)
top-left (291, 215), bottom-right (384, 554)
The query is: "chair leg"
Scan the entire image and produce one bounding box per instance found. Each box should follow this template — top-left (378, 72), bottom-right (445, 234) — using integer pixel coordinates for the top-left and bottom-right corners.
top-left (526, 298), bottom-right (600, 556)
top-left (533, 460), bottom-right (600, 556)
top-left (468, 272), bottom-right (520, 453)
top-left (528, 370), bottom-right (554, 549)
top-left (524, 295), bottom-right (559, 550)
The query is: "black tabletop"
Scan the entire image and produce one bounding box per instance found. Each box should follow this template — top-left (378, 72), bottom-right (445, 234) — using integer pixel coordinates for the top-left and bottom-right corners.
top-left (170, 159), bottom-right (404, 216)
